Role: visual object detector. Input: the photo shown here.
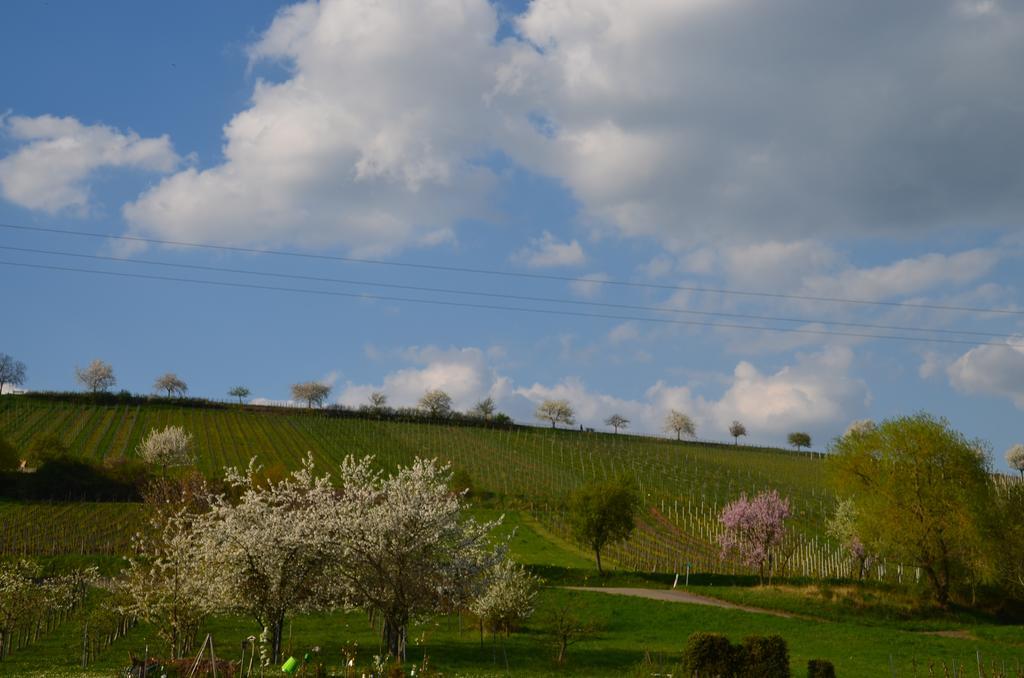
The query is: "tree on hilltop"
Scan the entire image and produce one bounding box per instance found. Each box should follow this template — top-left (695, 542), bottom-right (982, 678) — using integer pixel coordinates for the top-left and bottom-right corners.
top-left (0, 353), bottom-right (26, 395)
top-left (787, 432), bottom-right (811, 451)
top-left (1006, 444), bottom-right (1024, 479)
top-left (368, 391), bottom-right (388, 412)
top-left (419, 389), bottom-right (453, 417)
top-left (228, 386), bottom-right (250, 404)
top-left (76, 359), bottom-right (115, 394)
top-left (536, 399), bottom-right (575, 429)
top-left (291, 381), bottom-right (331, 408)
top-left (664, 410), bottom-right (696, 441)
top-left (605, 414), bottom-right (629, 434)
top-left (154, 372), bottom-right (188, 398)
top-left (472, 396), bottom-right (496, 420)
top-left (729, 420), bottom-right (747, 445)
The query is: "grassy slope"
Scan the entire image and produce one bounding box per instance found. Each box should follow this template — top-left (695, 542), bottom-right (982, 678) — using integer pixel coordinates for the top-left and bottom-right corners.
top-left (0, 395), bottom-right (840, 577)
top-left (2, 513), bottom-right (1022, 677)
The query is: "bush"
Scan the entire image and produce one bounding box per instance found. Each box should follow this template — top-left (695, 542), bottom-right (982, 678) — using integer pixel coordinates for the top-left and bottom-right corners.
top-left (24, 432), bottom-right (70, 465)
top-left (683, 632), bottom-right (792, 677)
top-left (807, 659), bottom-right (836, 678)
top-left (742, 635), bottom-right (789, 677)
top-left (0, 435), bottom-right (19, 470)
top-left (0, 456), bottom-right (152, 501)
top-left (682, 632), bottom-right (742, 677)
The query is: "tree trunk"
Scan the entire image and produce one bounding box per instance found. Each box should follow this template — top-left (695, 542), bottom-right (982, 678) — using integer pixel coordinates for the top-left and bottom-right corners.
top-left (595, 548), bottom-right (603, 575)
top-left (383, 613), bottom-right (408, 660)
top-left (270, 615), bottom-right (285, 664)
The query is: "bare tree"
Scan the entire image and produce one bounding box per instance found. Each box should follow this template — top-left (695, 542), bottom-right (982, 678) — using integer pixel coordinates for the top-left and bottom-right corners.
top-left (664, 410), bottom-right (696, 441)
top-left (154, 373), bottom-right (188, 398)
top-left (0, 354), bottom-right (26, 395)
top-left (75, 359), bottom-right (116, 394)
top-left (728, 420), bottom-right (747, 445)
top-left (228, 386), bottom-right (250, 404)
top-left (536, 399), bottom-right (575, 429)
top-left (471, 396), bottom-right (496, 420)
top-left (368, 391), bottom-right (388, 412)
top-left (291, 382), bottom-right (331, 408)
top-left (788, 431), bottom-right (812, 451)
top-left (604, 414), bottom-right (629, 434)
top-left (419, 389), bottom-right (453, 417)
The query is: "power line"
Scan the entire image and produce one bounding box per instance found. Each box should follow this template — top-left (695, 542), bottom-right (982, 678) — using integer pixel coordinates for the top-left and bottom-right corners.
top-left (1, 221), bottom-right (1020, 316)
top-left (2, 259), bottom-right (1020, 348)
top-left (1, 244), bottom-right (1017, 341)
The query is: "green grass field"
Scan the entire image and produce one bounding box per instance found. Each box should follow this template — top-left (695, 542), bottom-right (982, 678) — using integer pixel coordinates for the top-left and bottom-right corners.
top-left (1, 513), bottom-right (1022, 677)
top-left (0, 395), bottom-right (842, 578)
top-left (3, 395), bottom-right (1024, 677)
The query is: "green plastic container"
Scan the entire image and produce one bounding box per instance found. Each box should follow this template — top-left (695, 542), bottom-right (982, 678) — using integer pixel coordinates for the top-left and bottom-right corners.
top-left (281, 656), bottom-right (298, 673)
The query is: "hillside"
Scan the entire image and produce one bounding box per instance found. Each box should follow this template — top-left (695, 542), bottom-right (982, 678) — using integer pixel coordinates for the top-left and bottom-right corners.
top-left (0, 393), bottom-right (843, 577)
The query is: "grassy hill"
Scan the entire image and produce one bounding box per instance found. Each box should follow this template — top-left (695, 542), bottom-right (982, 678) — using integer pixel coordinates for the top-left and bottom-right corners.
top-left (0, 393), bottom-right (843, 577)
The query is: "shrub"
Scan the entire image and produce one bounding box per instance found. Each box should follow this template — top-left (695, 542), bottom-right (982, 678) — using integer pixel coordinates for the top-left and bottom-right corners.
top-left (0, 435), bottom-right (19, 470)
top-left (683, 632), bottom-right (792, 677)
top-left (682, 632), bottom-right (742, 677)
top-left (807, 659), bottom-right (836, 678)
top-left (742, 635), bottom-right (789, 677)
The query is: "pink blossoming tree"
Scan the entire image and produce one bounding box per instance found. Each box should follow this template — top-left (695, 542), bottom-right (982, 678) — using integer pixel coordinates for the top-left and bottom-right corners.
top-left (717, 489), bottom-right (791, 584)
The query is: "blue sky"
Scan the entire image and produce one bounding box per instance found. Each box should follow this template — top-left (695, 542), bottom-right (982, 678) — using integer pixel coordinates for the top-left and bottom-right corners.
top-left (2, 0), bottom-right (1024, 465)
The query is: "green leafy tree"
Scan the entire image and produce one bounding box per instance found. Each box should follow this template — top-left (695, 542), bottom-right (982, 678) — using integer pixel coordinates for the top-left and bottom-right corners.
top-left (566, 478), bottom-right (639, 574)
top-left (787, 432), bottom-right (811, 451)
top-left (828, 413), bottom-right (994, 606)
top-left (229, 386), bottom-right (250, 404)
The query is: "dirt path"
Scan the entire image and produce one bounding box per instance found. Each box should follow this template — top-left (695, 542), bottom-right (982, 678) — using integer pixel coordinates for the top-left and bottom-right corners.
top-left (561, 587), bottom-right (979, 640)
top-left (560, 586), bottom-right (802, 619)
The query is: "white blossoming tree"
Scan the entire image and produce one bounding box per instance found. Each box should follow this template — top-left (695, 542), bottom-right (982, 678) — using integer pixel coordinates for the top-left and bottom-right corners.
top-left (291, 382), bottom-right (331, 408)
top-left (1006, 444), bottom-right (1024, 479)
top-left (470, 558), bottom-right (539, 639)
top-left (120, 509), bottom-right (212, 659)
top-left (664, 410), bottom-right (696, 440)
top-left (137, 426), bottom-right (194, 476)
top-left (333, 457), bottom-right (502, 659)
top-left (75, 359), bottom-right (116, 394)
top-left (190, 455), bottom-right (351, 664)
top-left (154, 372), bottom-right (188, 398)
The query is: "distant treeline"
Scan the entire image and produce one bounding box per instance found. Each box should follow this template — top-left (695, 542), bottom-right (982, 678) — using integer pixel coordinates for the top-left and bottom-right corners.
top-left (8, 391), bottom-right (817, 456)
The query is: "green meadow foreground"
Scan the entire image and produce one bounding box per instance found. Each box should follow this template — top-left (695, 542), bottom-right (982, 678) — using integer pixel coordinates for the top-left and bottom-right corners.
top-left (1, 395), bottom-right (1023, 676)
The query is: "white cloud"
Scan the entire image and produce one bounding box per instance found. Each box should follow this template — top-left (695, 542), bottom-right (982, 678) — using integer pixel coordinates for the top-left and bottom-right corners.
top-left (124, 0), bottom-right (512, 254)
top-left (337, 346), bottom-right (509, 411)
top-left (511, 230), bottom-right (585, 267)
top-left (800, 249), bottom-right (1001, 302)
top-left (515, 346), bottom-right (868, 442)
top-left (496, 0), bottom-right (1024, 245)
top-left (0, 114), bottom-right (179, 214)
top-left (722, 241), bottom-right (838, 292)
top-left (947, 339), bottom-right (1024, 408)
top-left (607, 322), bottom-right (640, 345)
top-left (106, 0), bottom-right (1024, 253)
top-left (568, 272), bottom-right (610, 299)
